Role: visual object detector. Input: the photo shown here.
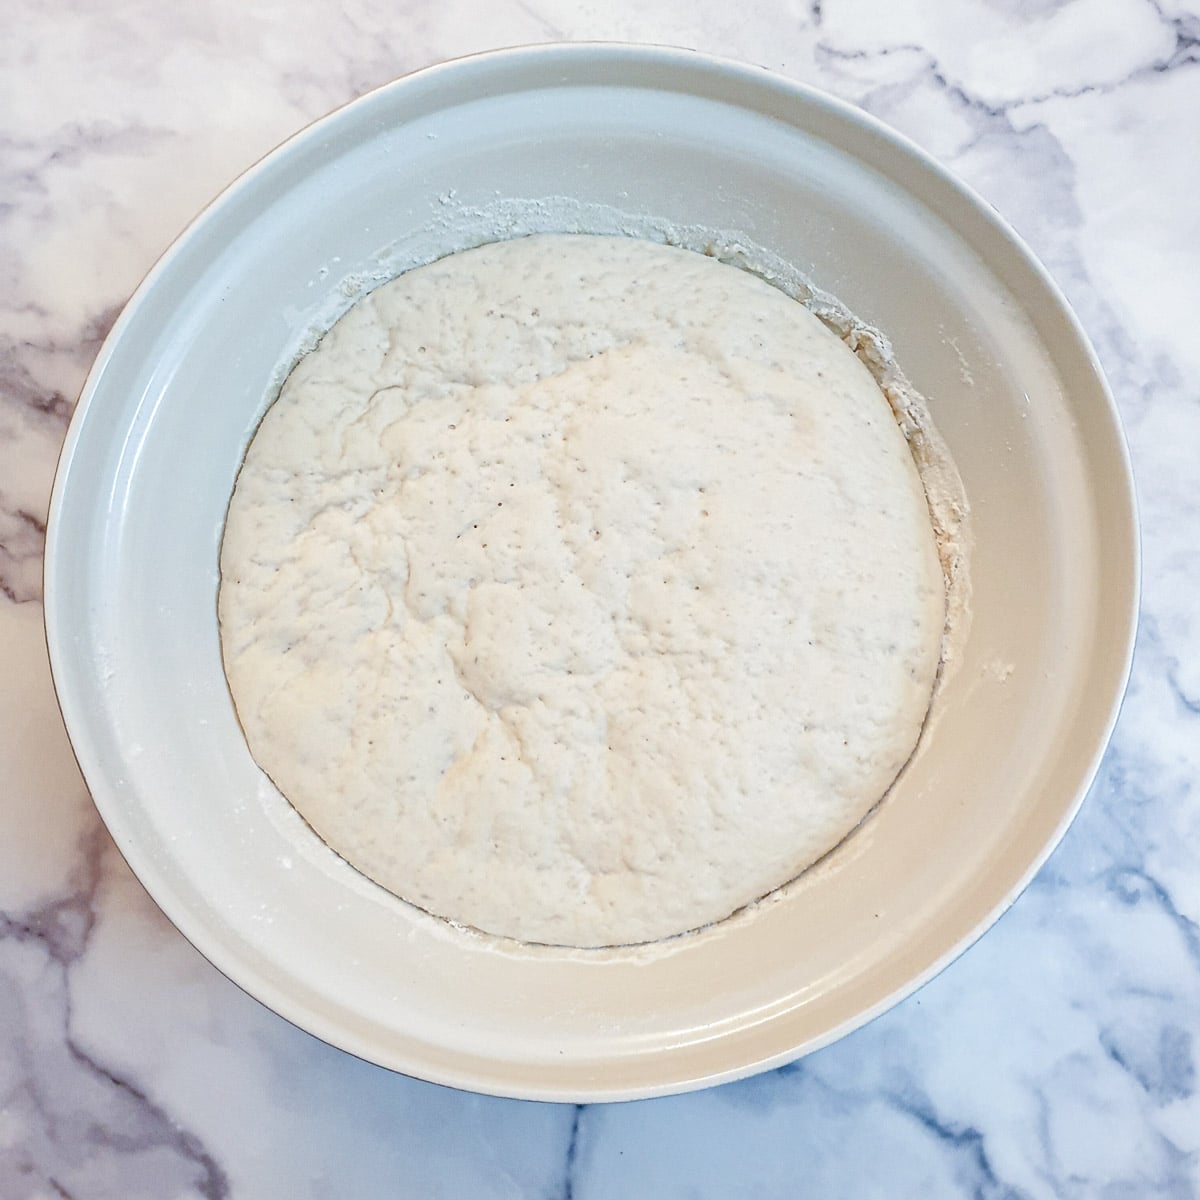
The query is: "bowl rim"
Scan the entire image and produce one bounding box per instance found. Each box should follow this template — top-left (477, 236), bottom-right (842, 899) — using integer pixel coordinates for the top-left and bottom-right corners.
top-left (43, 41), bottom-right (1140, 1102)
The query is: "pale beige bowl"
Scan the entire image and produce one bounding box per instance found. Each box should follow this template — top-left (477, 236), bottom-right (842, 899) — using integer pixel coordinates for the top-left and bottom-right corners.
top-left (44, 44), bottom-right (1138, 1101)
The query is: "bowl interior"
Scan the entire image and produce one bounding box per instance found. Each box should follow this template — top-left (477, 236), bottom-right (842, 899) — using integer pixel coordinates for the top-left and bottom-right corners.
top-left (46, 45), bottom-right (1137, 1101)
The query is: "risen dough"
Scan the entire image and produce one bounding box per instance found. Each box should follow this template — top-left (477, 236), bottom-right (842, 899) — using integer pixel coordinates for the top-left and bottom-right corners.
top-left (219, 234), bottom-right (945, 947)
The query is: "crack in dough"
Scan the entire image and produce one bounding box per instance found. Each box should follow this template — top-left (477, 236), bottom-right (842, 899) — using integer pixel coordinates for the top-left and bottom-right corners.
top-left (218, 234), bottom-right (948, 947)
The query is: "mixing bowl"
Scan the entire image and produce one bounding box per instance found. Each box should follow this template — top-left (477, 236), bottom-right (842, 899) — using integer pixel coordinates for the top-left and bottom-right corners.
top-left (44, 43), bottom-right (1138, 1101)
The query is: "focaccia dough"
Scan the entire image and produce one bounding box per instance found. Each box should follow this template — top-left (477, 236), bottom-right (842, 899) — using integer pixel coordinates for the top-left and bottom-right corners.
top-left (219, 234), bottom-right (946, 947)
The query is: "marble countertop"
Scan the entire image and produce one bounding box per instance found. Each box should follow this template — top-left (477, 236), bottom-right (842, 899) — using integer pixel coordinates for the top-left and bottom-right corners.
top-left (3, 2), bottom-right (1198, 1196)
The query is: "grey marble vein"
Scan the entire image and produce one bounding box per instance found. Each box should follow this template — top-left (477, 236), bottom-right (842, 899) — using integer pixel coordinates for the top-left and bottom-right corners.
top-left (0, 829), bottom-right (231, 1199)
top-left (561, 1104), bottom-right (584, 1199)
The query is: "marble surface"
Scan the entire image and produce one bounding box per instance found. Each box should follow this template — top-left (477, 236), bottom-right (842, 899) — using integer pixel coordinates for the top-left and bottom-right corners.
top-left (2, 1), bottom-right (1198, 1195)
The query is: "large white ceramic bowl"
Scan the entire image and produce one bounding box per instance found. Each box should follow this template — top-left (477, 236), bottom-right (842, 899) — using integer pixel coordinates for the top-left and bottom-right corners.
top-left (45, 44), bottom-right (1138, 1101)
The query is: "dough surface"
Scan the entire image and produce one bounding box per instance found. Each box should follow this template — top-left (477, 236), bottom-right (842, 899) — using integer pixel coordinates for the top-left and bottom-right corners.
top-left (219, 234), bottom-right (946, 946)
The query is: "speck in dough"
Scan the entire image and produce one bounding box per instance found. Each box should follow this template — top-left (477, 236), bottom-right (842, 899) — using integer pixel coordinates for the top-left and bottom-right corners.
top-left (219, 234), bottom-right (946, 947)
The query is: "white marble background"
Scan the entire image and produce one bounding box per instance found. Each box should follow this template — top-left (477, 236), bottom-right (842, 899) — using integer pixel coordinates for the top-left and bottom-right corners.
top-left (2, 1), bottom-right (1198, 1196)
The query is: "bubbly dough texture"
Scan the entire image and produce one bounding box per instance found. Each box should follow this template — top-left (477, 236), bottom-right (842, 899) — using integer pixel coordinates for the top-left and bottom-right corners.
top-left (219, 234), bottom-right (945, 947)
